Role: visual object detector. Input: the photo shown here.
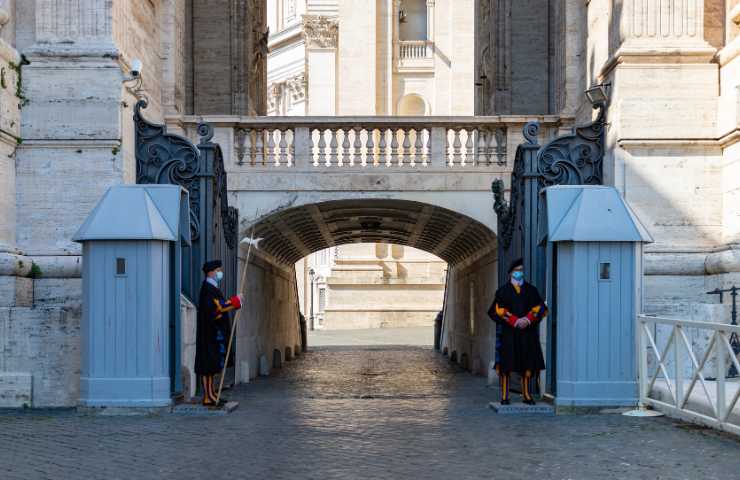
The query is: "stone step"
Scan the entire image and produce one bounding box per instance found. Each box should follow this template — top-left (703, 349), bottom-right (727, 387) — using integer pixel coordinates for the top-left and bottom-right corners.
top-left (489, 401), bottom-right (555, 415)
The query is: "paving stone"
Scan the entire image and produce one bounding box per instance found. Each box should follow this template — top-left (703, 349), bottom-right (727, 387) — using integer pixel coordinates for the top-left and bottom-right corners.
top-left (0, 346), bottom-right (737, 480)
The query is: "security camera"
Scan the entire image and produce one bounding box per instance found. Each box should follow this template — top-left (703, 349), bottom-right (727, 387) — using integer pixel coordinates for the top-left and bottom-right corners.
top-left (130, 58), bottom-right (143, 78)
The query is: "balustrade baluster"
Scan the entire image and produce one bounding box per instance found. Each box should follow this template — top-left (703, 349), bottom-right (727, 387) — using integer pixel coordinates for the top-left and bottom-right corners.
top-left (342, 129), bottom-right (351, 166)
top-left (317, 129), bottom-right (327, 166)
top-left (329, 129), bottom-right (339, 166)
top-left (255, 129), bottom-right (265, 166)
top-left (465, 129), bottom-right (474, 166)
top-left (402, 129), bottom-right (411, 167)
top-left (367, 129), bottom-right (376, 166)
top-left (234, 128), bottom-right (246, 166)
top-left (353, 128), bottom-right (363, 167)
top-left (390, 129), bottom-right (400, 167)
top-left (279, 129), bottom-right (289, 166)
top-left (247, 129), bottom-right (256, 166)
top-left (452, 129), bottom-right (462, 166)
top-left (267, 129), bottom-right (276, 165)
top-left (476, 128), bottom-right (488, 166)
top-left (495, 128), bottom-right (506, 166)
top-left (416, 129), bottom-right (426, 166)
top-left (379, 129), bottom-right (387, 167)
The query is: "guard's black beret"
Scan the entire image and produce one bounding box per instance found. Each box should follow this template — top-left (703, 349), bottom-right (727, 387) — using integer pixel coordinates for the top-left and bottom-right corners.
top-left (202, 259), bottom-right (223, 274)
top-left (508, 258), bottom-right (523, 274)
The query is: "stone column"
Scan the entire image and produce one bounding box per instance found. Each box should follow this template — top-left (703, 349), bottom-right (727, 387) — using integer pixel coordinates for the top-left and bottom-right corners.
top-left (592, 0), bottom-right (723, 314)
top-left (426, 0), bottom-right (435, 41)
top-left (0, 6), bottom-right (19, 256)
top-left (303, 15), bottom-right (338, 115)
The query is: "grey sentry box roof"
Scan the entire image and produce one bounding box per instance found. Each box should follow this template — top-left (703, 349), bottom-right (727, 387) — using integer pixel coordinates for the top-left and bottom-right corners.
top-left (74, 185), bottom-right (189, 408)
top-left (542, 185), bottom-right (653, 408)
top-left (540, 185), bottom-right (653, 244)
top-left (73, 185), bottom-right (191, 245)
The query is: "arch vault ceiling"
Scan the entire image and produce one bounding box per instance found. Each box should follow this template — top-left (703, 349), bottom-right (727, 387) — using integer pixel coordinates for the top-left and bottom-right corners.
top-left (250, 199), bottom-right (496, 265)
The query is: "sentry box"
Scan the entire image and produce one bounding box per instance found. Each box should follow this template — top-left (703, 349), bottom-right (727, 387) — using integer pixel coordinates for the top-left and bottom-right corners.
top-left (540, 185), bottom-right (653, 408)
top-left (73, 185), bottom-right (190, 407)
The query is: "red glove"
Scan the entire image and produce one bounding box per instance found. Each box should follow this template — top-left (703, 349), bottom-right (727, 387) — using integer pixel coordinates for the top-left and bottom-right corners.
top-left (229, 295), bottom-right (242, 309)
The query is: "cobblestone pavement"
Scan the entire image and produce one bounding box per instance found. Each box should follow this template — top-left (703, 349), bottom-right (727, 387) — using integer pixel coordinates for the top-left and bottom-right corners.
top-left (1, 346), bottom-right (739, 480)
top-left (308, 326), bottom-right (433, 346)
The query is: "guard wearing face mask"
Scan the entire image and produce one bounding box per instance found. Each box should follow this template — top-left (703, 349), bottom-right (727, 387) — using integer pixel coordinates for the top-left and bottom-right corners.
top-left (487, 258), bottom-right (547, 405)
top-left (195, 260), bottom-right (243, 406)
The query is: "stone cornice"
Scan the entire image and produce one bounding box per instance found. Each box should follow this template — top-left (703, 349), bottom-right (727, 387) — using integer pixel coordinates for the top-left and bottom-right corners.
top-left (597, 44), bottom-right (716, 81)
top-left (302, 15), bottom-right (338, 49)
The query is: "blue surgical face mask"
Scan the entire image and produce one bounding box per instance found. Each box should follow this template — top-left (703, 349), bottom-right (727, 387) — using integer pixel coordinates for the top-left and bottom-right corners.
top-left (511, 271), bottom-right (524, 282)
top-left (215, 271), bottom-right (224, 282)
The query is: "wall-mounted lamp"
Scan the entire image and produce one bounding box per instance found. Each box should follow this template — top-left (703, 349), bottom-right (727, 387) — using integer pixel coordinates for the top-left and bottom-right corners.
top-left (399, 8), bottom-right (407, 23)
top-left (585, 82), bottom-right (611, 107)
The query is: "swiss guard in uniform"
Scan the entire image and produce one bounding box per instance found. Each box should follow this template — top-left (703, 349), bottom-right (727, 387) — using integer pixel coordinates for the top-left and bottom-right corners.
top-left (487, 258), bottom-right (547, 405)
top-left (195, 260), bottom-right (242, 406)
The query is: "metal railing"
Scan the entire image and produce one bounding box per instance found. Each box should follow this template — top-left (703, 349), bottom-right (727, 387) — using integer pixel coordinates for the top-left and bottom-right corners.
top-left (637, 314), bottom-right (740, 435)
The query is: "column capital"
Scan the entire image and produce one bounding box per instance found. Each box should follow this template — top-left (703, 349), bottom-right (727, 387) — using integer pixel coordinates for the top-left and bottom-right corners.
top-left (26, 0), bottom-right (116, 57)
top-left (302, 15), bottom-right (339, 49)
top-left (616, 0), bottom-right (713, 51)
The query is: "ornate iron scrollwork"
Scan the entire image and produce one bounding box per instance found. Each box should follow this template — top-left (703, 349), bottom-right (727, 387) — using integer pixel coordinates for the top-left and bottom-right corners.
top-left (135, 99), bottom-right (201, 241)
top-left (536, 104), bottom-right (605, 187)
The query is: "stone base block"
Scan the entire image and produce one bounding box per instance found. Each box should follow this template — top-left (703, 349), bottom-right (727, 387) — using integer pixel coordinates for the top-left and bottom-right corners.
top-left (489, 401), bottom-right (555, 415)
top-left (80, 376), bottom-right (171, 408)
top-left (0, 373), bottom-right (32, 407)
top-left (0, 307), bottom-right (80, 407)
top-left (0, 276), bottom-right (33, 307)
top-left (77, 405), bottom-right (171, 416)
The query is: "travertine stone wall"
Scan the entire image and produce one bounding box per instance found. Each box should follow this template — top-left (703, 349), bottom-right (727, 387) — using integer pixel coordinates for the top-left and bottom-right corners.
top-left (193, 0), bottom-right (266, 115)
top-left (235, 255), bottom-right (302, 381)
top-left (476, 0), bottom-right (585, 117)
top-left (441, 250), bottom-right (498, 375)
top-left (510, 0), bottom-right (549, 115)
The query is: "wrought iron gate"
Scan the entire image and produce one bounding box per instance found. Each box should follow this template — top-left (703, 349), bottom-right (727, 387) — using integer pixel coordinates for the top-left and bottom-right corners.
top-left (492, 104), bottom-right (606, 395)
top-left (134, 100), bottom-right (240, 395)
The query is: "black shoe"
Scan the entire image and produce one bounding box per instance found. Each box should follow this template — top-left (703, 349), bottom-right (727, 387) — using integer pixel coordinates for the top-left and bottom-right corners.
top-left (501, 399), bottom-right (510, 405)
top-left (523, 398), bottom-right (536, 405)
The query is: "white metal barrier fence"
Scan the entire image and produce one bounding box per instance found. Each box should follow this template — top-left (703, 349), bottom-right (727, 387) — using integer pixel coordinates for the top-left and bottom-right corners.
top-left (637, 314), bottom-right (740, 435)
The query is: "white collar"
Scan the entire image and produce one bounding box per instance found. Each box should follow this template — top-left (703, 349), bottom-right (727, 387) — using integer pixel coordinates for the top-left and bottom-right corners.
top-left (206, 277), bottom-right (219, 288)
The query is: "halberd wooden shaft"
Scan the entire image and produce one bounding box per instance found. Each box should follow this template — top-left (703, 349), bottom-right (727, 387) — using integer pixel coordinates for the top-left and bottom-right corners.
top-left (215, 227), bottom-right (257, 405)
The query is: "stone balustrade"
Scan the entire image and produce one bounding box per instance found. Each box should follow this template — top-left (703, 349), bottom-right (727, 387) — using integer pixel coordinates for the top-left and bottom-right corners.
top-left (399, 40), bottom-right (432, 59)
top-left (196, 117), bottom-right (554, 170)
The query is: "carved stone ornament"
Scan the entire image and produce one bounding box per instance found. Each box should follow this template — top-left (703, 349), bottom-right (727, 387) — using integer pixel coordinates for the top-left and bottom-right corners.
top-left (302, 15), bottom-right (339, 49)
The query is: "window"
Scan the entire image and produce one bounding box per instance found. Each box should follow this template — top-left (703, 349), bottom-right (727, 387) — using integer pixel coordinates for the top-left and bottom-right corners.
top-left (599, 262), bottom-right (611, 281)
top-left (318, 288), bottom-right (326, 312)
top-left (116, 258), bottom-right (126, 276)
